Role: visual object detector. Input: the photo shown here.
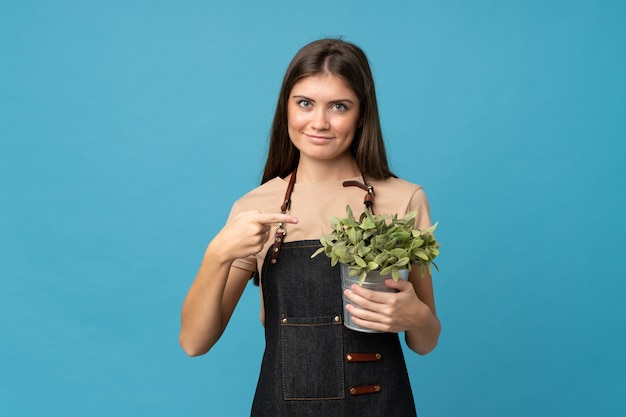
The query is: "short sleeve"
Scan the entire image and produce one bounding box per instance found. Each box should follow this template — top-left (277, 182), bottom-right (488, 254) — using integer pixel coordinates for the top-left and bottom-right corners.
top-left (409, 187), bottom-right (432, 230)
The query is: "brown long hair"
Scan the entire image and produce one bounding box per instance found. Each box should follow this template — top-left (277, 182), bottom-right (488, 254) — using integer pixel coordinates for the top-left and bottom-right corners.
top-left (261, 39), bottom-right (395, 184)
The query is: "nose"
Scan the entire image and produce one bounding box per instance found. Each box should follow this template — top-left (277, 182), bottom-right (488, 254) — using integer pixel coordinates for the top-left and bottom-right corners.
top-left (310, 108), bottom-right (330, 130)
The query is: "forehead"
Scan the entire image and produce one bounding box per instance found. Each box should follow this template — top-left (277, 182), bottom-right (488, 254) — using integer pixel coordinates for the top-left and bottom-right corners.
top-left (290, 73), bottom-right (357, 99)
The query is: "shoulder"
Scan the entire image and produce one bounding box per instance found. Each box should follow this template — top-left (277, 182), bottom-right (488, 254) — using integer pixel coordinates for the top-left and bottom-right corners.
top-left (370, 177), bottom-right (427, 206)
top-left (229, 177), bottom-right (286, 216)
top-left (369, 177), bottom-right (431, 227)
top-left (373, 176), bottom-right (423, 193)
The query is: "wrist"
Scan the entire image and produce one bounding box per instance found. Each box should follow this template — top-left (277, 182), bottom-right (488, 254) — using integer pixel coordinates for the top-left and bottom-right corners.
top-left (205, 237), bottom-right (234, 267)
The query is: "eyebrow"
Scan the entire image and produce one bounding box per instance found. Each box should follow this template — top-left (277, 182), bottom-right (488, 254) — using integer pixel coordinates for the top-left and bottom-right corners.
top-left (291, 94), bottom-right (356, 104)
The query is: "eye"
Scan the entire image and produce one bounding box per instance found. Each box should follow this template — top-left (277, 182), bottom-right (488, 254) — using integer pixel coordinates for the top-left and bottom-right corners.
top-left (297, 100), bottom-right (312, 108)
top-left (331, 103), bottom-right (347, 111)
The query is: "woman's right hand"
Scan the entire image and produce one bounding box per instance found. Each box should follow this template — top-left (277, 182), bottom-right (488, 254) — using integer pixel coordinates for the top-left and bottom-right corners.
top-left (180, 211), bottom-right (298, 356)
top-left (208, 211), bottom-right (299, 264)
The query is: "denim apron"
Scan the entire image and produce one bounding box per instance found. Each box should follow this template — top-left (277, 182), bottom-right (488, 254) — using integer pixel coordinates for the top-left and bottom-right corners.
top-left (250, 239), bottom-right (418, 416)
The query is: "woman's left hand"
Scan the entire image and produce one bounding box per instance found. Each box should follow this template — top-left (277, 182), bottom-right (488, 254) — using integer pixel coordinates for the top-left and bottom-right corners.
top-left (343, 278), bottom-right (434, 333)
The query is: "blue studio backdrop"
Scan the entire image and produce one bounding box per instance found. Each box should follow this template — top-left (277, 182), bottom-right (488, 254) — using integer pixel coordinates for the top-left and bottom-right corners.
top-left (1, 1), bottom-right (625, 416)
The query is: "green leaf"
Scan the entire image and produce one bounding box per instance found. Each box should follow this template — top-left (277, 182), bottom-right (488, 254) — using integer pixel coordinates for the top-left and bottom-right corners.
top-left (358, 271), bottom-right (368, 286)
top-left (357, 245), bottom-right (371, 258)
top-left (380, 265), bottom-right (393, 276)
top-left (347, 228), bottom-right (357, 245)
top-left (384, 237), bottom-right (398, 250)
top-left (389, 248), bottom-right (406, 258)
top-left (394, 257), bottom-right (410, 267)
top-left (409, 238), bottom-right (424, 248)
top-left (392, 231), bottom-right (411, 241)
top-left (414, 249), bottom-right (430, 261)
top-left (342, 218), bottom-right (359, 228)
top-left (422, 221), bottom-right (439, 235)
top-left (338, 253), bottom-right (354, 264)
top-left (373, 252), bottom-right (389, 265)
top-left (334, 248), bottom-right (348, 258)
top-left (348, 266), bottom-right (361, 276)
top-left (402, 211), bottom-right (417, 222)
top-left (346, 205), bottom-right (355, 220)
top-left (367, 261), bottom-right (379, 271)
top-left (354, 255), bottom-right (367, 268)
top-left (360, 217), bottom-right (376, 230)
top-left (392, 268), bottom-right (400, 281)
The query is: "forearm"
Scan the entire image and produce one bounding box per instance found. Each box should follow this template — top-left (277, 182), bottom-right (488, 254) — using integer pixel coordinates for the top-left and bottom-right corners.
top-left (179, 244), bottom-right (235, 356)
top-left (179, 210), bottom-right (297, 356)
top-left (404, 310), bottom-right (441, 355)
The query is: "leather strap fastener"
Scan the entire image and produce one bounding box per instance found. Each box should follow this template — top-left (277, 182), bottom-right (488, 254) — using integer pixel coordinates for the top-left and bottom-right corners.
top-left (345, 352), bottom-right (383, 362)
top-left (342, 177), bottom-right (375, 214)
top-left (269, 227), bottom-right (285, 265)
top-left (349, 384), bottom-right (382, 396)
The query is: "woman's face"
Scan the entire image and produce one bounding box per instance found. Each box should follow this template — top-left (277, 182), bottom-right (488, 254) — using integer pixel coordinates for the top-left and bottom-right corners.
top-left (287, 73), bottom-right (361, 165)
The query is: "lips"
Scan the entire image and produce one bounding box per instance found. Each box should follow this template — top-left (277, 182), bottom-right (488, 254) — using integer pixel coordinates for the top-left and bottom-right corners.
top-left (305, 133), bottom-right (334, 143)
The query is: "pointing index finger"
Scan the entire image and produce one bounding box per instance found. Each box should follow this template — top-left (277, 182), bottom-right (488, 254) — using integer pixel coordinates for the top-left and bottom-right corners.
top-left (255, 213), bottom-right (299, 225)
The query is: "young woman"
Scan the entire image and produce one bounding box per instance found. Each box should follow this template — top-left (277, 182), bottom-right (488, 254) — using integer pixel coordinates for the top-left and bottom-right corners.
top-left (180, 38), bottom-right (440, 416)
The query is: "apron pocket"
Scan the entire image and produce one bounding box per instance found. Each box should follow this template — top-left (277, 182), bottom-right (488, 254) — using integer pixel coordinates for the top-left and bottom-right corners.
top-left (280, 314), bottom-right (344, 400)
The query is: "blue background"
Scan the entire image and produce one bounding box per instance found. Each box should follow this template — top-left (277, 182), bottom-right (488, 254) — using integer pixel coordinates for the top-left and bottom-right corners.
top-left (1, 1), bottom-right (625, 416)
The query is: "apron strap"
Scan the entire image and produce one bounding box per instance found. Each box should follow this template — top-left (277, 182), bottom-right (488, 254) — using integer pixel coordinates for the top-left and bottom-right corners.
top-left (270, 169), bottom-right (297, 265)
top-left (269, 169), bottom-right (375, 266)
top-left (343, 173), bottom-right (375, 214)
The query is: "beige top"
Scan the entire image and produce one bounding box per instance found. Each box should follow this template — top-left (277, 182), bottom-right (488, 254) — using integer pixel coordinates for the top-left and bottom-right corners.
top-left (228, 175), bottom-right (432, 276)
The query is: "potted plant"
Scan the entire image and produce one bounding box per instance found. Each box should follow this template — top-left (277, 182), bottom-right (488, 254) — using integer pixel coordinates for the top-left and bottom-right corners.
top-left (311, 205), bottom-right (440, 332)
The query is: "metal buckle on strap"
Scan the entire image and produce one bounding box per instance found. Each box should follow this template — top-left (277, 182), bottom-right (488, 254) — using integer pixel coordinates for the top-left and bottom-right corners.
top-left (342, 175), bottom-right (376, 215)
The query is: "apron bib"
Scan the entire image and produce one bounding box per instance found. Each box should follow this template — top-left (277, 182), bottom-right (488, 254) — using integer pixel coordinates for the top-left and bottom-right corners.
top-left (251, 169), bottom-right (417, 416)
top-left (250, 241), bottom-right (417, 416)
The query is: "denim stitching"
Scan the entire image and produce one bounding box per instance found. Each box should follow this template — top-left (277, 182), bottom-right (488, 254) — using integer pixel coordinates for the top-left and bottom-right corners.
top-left (281, 315), bottom-right (345, 401)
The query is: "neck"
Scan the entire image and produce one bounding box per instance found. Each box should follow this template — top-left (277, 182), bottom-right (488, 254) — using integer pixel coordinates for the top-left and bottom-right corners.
top-left (295, 155), bottom-right (360, 183)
